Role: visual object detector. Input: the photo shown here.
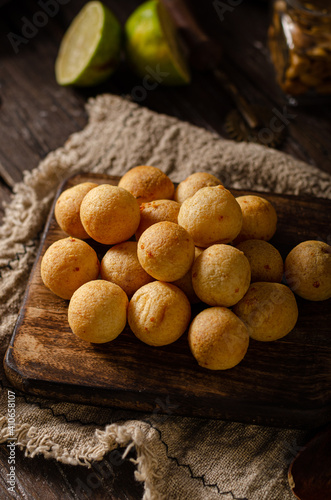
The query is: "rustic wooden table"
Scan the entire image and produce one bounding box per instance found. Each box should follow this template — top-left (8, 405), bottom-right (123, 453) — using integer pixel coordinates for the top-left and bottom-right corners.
top-left (0, 0), bottom-right (330, 498)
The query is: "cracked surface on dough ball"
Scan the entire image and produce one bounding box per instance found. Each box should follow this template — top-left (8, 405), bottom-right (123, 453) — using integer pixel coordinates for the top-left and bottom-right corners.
top-left (128, 281), bottom-right (191, 346)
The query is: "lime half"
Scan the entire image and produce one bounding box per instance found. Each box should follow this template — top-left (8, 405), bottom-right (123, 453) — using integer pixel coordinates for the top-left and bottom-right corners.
top-left (125, 0), bottom-right (190, 86)
top-left (55, 1), bottom-right (122, 87)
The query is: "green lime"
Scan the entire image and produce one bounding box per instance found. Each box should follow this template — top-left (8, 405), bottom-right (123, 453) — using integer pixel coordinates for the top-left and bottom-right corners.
top-left (125, 0), bottom-right (191, 86)
top-left (55, 1), bottom-right (122, 87)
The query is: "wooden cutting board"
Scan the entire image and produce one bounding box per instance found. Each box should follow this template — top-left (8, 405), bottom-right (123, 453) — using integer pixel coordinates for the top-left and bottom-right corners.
top-left (4, 173), bottom-right (331, 428)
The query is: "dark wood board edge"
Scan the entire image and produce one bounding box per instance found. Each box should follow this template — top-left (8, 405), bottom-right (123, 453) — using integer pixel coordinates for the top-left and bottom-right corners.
top-left (4, 351), bottom-right (331, 429)
top-left (3, 173), bottom-right (331, 430)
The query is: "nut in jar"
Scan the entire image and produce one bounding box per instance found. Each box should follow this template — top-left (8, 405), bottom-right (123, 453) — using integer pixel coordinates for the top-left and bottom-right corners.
top-left (268, 0), bottom-right (331, 97)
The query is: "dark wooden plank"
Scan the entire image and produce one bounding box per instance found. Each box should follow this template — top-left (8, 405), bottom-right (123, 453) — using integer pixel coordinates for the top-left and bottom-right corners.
top-left (0, 442), bottom-right (143, 500)
top-left (0, 181), bottom-right (12, 225)
top-left (4, 173), bottom-right (331, 429)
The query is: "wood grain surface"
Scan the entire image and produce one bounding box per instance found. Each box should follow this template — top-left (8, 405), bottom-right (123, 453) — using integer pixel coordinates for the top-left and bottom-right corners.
top-left (4, 173), bottom-right (331, 429)
top-left (0, 441), bottom-right (143, 500)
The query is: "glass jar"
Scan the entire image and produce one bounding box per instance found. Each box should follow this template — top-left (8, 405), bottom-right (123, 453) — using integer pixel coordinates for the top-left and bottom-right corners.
top-left (268, 0), bottom-right (331, 98)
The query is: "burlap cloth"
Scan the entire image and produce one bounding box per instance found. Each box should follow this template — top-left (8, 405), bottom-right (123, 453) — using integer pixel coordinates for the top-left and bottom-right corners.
top-left (1, 94), bottom-right (330, 500)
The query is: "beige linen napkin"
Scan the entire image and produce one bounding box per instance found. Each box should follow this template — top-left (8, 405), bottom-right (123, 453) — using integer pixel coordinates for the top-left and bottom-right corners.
top-left (1, 94), bottom-right (330, 500)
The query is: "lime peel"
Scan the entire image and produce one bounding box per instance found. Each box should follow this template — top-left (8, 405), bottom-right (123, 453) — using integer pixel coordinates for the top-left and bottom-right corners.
top-left (55, 1), bottom-right (122, 87)
top-left (125, 0), bottom-right (191, 86)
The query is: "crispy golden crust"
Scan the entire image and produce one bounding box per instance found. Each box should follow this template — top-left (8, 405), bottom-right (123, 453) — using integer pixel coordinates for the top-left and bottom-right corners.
top-left (40, 237), bottom-right (100, 300)
top-left (192, 244), bottom-right (251, 307)
top-left (135, 199), bottom-right (180, 240)
top-left (236, 239), bottom-right (284, 283)
top-left (285, 240), bottom-right (331, 301)
top-left (177, 185), bottom-right (242, 247)
top-left (128, 281), bottom-right (191, 346)
top-left (137, 221), bottom-right (195, 282)
top-left (233, 282), bottom-right (298, 341)
top-left (100, 241), bottom-right (154, 297)
top-left (234, 195), bottom-right (277, 244)
top-left (54, 182), bottom-right (98, 239)
top-left (174, 172), bottom-right (222, 204)
top-left (80, 184), bottom-right (140, 245)
top-left (188, 307), bottom-right (249, 370)
top-left (68, 280), bottom-right (128, 343)
top-left (118, 166), bottom-right (174, 204)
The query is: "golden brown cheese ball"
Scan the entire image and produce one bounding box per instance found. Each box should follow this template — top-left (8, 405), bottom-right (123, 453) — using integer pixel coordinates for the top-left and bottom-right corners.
top-left (100, 241), bottom-right (153, 297)
top-left (285, 240), bottom-right (331, 301)
top-left (192, 244), bottom-right (251, 307)
top-left (137, 221), bottom-right (195, 281)
top-left (135, 199), bottom-right (180, 240)
top-left (174, 172), bottom-right (222, 204)
top-left (188, 307), bottom-right (249, 370)
top-left (41, 237), bottom-right (100, 300)
top-left (236, 239), bottom-right (284, 283)
top-left (173, 247), bottom-right (204, 303)
top-left (80, 184), bottom-right (140, 245)
top-left (55, 182), bottom-right (98, 239)
top-left (234, 195), bottom-right (277, 244)
top-left (233, 282), bottom-right (298, 341)
top-left (177, 185), bottom-right (242, 247)
top-left (128, 281), bottom-right (191, 346)
top-left (118, 165), bottom-right (174, 204)
top-left (68, 280), bottom-right (128, 343)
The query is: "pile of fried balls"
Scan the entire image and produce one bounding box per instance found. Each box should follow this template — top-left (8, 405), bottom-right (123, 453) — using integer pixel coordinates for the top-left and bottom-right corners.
top-left (40, 166), bottom-right (331, 371)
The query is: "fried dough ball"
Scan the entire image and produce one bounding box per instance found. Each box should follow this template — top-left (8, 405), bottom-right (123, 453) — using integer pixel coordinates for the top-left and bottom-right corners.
top-left (137, 221), bottom-right (195, 281)
top-left (236, 239), bottom-right (284, 283)
top-left (285, 240), bottom-right (331, 301)
top-left (80, 184), bottom-right (140, 245)
top-left (128, 281), bottom-right (191, 346)
top-left (118, 165), bottom-right (174, 204)
top-left (174, 172), bottom-right (222, 204)
top-left (135, 199), bottom-right (180, 240)
top-left (68, 280), bottom-right (128, 343)
top-left (55, 182), bottom-right (98, 239)
top-left (188, 307), bottom-right (249, 370)
top-left (233, 282), bottom-right (298, 341)
top-left (100, 241), bottom-right (153, 297)
top-left (234, 195), bottom-right (277, 244)
top-left (41, 237), bottom-right (100, 300)
top-left (173, 247), bottom-right (204, 303)
top-left (192, 244), bottom-right (251, 307)
top-left (177, 185), bottom-right (242, 247)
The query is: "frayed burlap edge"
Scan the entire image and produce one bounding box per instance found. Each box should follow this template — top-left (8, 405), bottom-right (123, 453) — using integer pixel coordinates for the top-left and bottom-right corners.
top-left (0, 416), bottom-right (167, 500)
